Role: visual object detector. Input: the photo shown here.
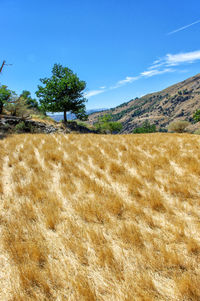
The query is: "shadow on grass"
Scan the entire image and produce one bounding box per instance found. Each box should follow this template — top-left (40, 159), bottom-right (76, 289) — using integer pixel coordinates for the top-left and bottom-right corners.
top-left (0, 132), bottom-right (9, 140)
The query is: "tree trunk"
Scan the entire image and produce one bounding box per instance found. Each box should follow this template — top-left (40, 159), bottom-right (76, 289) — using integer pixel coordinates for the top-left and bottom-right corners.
top-left (0, 102), bottom-right (3, 114)
top-left (64, 110), bottom-right (67, 122)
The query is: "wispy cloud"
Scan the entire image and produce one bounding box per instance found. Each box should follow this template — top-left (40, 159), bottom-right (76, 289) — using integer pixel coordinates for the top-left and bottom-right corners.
top-left (111, 68), bottom-right (175, 89)
top-left (167, 19), bottom-right (200, 35)
top-left (117, 76), bottom-right (139, 85)
top-left (110, 76), bottom-right (140, 89)
top-left (148, 60), bottom-right (165, 70)
top-left (85, 49), bottom-right (200, 98)
top-left (84, 89), bottom-right (105, 98)
top-left (166, 51), bottom-right (200, 65)
top-left (141, 68), bottom-right (175, 77)
top-left (150, 50), bottom-right (200, 68)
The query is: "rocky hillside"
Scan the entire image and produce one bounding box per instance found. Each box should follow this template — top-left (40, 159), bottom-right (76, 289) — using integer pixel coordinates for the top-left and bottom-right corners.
top-left (88, 73), bottom-right (200, 133)
top-left (0, 115), bottom-right (96, 139)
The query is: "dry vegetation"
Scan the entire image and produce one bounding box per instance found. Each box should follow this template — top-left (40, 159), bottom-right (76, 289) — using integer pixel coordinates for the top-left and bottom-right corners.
top-left (88, 73), bottom-right (200, 133)
top-left (0, 133), bottom-right (200, 300)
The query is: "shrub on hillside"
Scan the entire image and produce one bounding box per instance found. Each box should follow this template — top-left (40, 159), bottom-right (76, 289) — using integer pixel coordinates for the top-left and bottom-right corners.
top-left (106, 121), bottom-right (123, 133)
top-left (5, 97), bottom-right (30, 118)
top-left (193, 109), bottom-right (200, 123)
top-left (0, 85), bottom-right (12, 114)
top-left (168, 120), bottom-right (190, 133)
top-left (95, 114), bottom-right (123, 133)
top-left (14, 121), bottom-right (26, 132)
top-left (0, 85), bottom-right (42, 117)
top-left (133, 120), bottom-right (156, 134)
top-left (20, 90), bottom-right (39, 110)
top-left (76, 120), bottom-right (95, 131)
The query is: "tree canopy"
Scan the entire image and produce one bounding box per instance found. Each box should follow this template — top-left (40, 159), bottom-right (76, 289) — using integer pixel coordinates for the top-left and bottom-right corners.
top-left (0, 85), bottom-right (12, 114)
top-left (133, 120), bottom-right (156, 134)
top-left (0, 85), bottom-right (41, 116)
top-left (20, 90), bottom-right (39, 110)
top-left (193, 109), bottom-right (200, 123)
top-left (36, 64), bottom-right (87, 122)
top-left (95, 114), bottom-right (123, 133)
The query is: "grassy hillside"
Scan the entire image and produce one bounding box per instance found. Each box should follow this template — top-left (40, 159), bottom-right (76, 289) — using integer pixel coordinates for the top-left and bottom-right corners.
top-left (0, 133), bottom-right (200, 300)
top-left (88, 73), bottom-right (200, 133)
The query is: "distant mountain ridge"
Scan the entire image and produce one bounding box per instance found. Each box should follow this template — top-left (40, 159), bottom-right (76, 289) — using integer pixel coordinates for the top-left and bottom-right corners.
top-left (48, 108), bottom-right (107, 122)
top-left (88, 73), bottom-right (200, 133)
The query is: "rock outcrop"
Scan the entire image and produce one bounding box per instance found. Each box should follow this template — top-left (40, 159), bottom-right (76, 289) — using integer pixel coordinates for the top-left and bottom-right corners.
top-left (0, 116), bottom-right (97, 138)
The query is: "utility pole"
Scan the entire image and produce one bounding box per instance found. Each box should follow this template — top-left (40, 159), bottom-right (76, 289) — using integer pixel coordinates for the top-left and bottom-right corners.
top-left (0, 60), bottom-right (6, 73)
top-left (0, 60), bottom-right (12, 73)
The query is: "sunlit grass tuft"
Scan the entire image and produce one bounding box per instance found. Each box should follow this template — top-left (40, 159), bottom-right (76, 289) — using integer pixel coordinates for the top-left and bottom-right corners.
top-left (0, 133), bottom-right (200, 300)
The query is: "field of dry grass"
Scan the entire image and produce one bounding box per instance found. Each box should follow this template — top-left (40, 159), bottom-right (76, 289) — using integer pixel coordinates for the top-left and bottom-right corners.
top-left (0, 133), bottom-right (200, 300)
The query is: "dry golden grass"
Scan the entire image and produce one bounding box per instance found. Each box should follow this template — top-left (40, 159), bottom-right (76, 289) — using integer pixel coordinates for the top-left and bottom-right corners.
top-left (0, 133), bottom-right (200, 300)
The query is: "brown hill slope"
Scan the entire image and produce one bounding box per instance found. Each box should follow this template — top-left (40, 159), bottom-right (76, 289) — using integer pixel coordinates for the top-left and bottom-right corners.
top-left (0, 133), bottom-right (200, 300)
top-left (88, 73), bottom-right (200, 133)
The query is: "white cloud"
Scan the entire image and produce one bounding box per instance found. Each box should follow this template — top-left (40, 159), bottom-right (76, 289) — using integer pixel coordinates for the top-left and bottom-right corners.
top-left (167, 19), bottom-right (200, 35)
top-left (84, 89), bottom-right (105, 98)
top-left (148, 61), bottom-right (165, 70)
top-left (166, 50), bottom-right (200, 66)
top-left (149, 50), bottom-right (200, 70)
top-left (85, 49), bottom-right (200, 98)
top-left (110, 76), bottom-right (140, 89)
top-left (117, 76), bottom-right (139, 85)
top-left (141, 68), bottom-right (175, 77)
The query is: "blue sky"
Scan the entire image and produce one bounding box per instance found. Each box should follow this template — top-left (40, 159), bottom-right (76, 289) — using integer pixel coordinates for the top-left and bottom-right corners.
top-left (1, 0), bottom-right (200, 109)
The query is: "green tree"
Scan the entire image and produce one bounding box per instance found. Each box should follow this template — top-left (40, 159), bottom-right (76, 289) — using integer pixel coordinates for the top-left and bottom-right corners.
top-left (36, 64), bottom-right (87, 122)
top-left (193, 109), bottom-right (200, 123)
top-left (107, 121), bottom-right (123, 133)
top-left (0, 85), bottom-right (30, 117)
top-left (133, 120), bottom-right (156, 133)
top-left (0, 85), bottom-right (12, 114)
top-left (95, 114), bottom-right (123, 133)
top-left (5, 96), bottom-right (30, 117)
top-left (20, 90), bottom-right (39, 110)
top-left (99, 114), bottom-right (112, 123)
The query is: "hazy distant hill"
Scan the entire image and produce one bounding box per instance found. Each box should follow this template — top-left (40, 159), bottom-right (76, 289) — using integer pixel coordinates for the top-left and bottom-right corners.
top-left (88, 73), bottom-right (200, 133)
top-left (48, 108), bottom-right (107, 122)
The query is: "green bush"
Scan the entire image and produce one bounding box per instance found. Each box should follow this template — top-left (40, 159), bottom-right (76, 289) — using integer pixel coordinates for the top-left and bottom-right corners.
top-left (5, 97), bottom-right (30, 118)
top-left (106, 121), bottom-right (123, 133)
top-left (76, 120), bottom-right (92, 130)
top-left (133, 120), bottom-right (156, 134)
top-left (76, 120), bottom-right (88, 127)
top-left (15, 121), bottom-right (26, 132)
top-left (0, 85), bottom-right (12, 114)
top-left (20, 90), bottom-right (39, 110)
top-left (95, 114), bottom-right (123, 133)
top-left (168, 120), bottom-right (190, 133)
top-left (193, 109), bottom-right (200, 123)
